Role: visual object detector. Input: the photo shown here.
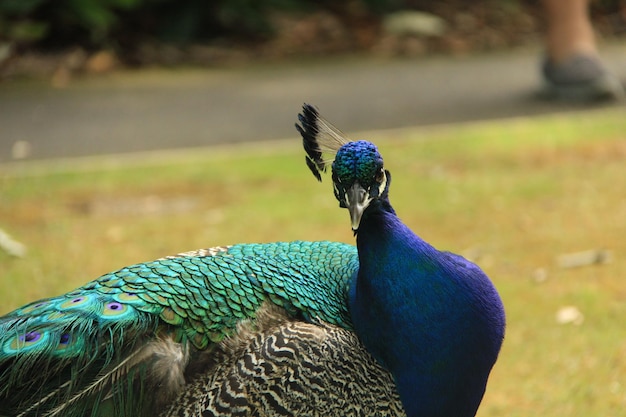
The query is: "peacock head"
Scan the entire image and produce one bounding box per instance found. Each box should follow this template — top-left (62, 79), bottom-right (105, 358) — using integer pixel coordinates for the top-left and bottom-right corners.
top-left (295, 103), bottom-right (390, 232)
top-left (332, 141), bottom-right (389, 231)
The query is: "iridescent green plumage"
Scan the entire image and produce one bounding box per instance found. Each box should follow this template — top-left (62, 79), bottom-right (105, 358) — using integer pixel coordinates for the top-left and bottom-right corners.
top-left (95, 241), bottom-right (356, 346)
top-left (0, 241), bottom-right (358, 417)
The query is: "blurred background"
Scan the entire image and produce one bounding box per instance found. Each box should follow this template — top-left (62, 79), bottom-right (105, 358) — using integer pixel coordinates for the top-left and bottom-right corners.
top-left (1, 2), bottom-right (626, 415)
top-left (0, 0), bottom-right (624, 70)
top-left (0, 0), bottom-right (625, 162)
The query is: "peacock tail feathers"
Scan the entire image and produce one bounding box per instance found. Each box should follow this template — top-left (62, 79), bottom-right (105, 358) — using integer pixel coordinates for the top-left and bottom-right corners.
top-left (0, 291), bottom-right (167, 416)
top-left (0, 241), bottom-right (359, 417)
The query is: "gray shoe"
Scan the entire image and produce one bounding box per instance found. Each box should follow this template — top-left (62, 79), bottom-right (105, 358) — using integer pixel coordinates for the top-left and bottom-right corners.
top-left (542, 54), bottom-right (624, 101)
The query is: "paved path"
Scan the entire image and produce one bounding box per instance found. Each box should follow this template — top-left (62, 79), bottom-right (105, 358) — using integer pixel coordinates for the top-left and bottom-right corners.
top-left (1, 44), bottom-right (624, 163)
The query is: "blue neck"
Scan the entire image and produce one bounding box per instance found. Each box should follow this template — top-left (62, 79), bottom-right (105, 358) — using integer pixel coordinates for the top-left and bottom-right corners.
top-left (349, 200), bottom-right (505, 417)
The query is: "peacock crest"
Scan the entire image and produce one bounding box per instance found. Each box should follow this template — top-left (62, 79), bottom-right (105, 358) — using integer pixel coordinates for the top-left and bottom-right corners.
top-left (295, 104), bottom-right (350, 181)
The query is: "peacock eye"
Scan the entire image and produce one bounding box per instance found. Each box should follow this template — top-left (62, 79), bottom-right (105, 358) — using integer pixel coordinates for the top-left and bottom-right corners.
top-left (375, 168), bottom-right (385, 183)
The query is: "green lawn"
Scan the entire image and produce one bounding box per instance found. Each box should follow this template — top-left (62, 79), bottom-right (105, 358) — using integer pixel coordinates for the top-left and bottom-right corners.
top-left (1, 107), bottom-right (625, 416)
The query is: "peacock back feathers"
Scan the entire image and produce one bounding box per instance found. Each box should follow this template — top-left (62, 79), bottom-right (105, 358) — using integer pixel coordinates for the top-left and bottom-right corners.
top-left (161, 304), bottom-right (403, 417)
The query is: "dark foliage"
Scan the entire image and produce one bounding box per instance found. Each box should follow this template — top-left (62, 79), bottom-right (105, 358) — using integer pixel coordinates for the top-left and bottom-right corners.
top-left (0, 0), bottom-right (623, 57)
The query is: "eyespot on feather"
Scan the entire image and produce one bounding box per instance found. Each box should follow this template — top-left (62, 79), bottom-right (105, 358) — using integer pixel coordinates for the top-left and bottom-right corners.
top-left (4, 331), bottom-right (50, 353)
top-left (58, 294), bottom-right (96, 309)
top-left (19, 301), bottom-right (52, 315)
top-left (101, 301), bottom-right (132, 318)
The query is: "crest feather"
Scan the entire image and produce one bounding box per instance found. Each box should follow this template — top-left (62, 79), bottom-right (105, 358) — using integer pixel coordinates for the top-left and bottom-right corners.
top-left (295, 103), bottom-right (350, 182)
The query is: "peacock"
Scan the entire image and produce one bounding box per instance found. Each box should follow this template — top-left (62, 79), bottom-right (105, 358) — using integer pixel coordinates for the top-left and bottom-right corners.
top-left (296, 103), bottom-right (506, 417)
top-left (0, 103), bottom-right (504, 417)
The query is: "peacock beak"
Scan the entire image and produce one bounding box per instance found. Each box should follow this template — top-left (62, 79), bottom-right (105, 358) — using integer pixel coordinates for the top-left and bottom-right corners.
top-left (346, 183), bottom-right (372, 232)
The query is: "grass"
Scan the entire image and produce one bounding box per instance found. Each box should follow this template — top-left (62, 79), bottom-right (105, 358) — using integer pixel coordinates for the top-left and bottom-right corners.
top-left (1, 107), bottom-right (626, 416)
